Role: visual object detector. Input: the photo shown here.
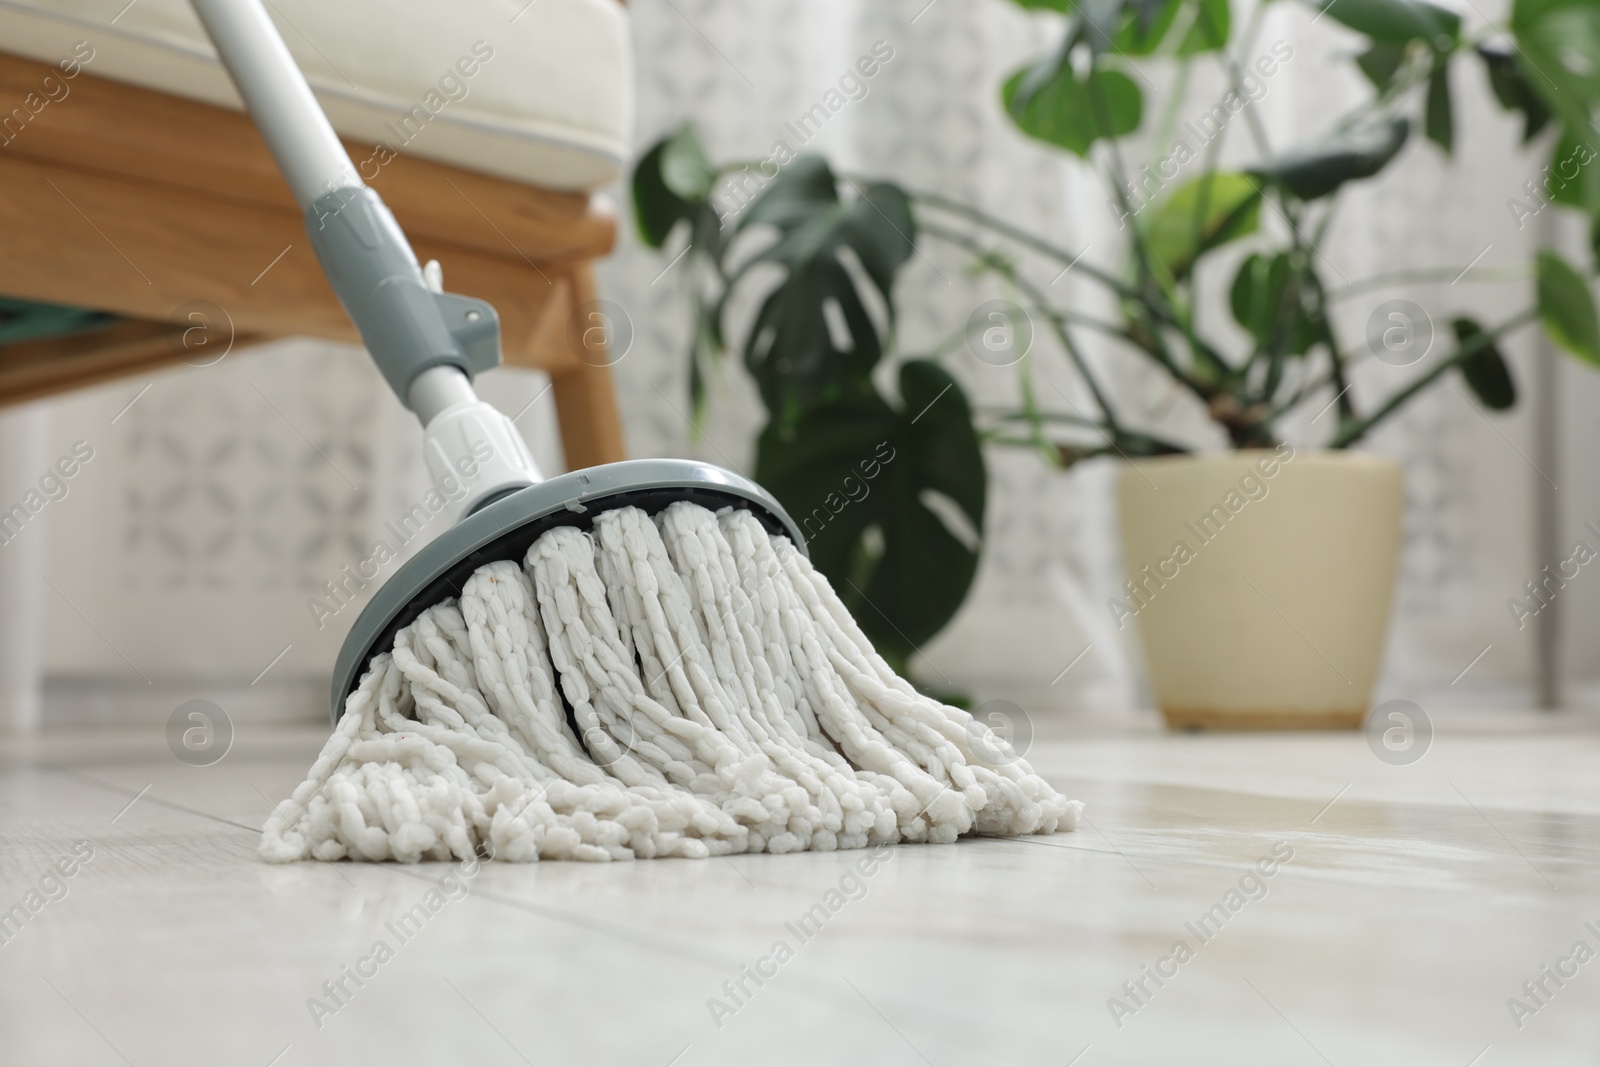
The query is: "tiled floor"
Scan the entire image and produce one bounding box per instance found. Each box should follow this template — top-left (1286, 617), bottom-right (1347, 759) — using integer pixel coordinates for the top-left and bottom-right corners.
top-left (1, 711), bottom-right (1597, 1066)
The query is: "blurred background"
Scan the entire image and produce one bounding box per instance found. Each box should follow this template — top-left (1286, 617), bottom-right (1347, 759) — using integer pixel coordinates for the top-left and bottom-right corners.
top-left (3, 0), bottom-right (1596, 734)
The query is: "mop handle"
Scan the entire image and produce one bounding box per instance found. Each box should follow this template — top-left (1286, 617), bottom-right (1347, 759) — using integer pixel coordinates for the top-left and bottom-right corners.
top-left (187, 0), bottom-right (541, 515)
top-left (187, 0), bottom-right (500, 422)
top-left (187, 0), bottom-right (357, 210)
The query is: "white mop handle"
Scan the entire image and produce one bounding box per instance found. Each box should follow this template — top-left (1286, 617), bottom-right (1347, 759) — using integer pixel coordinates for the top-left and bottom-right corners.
top-left (187, 0), bottom-right (541, 516)
top-left (188, 0), bottom-right (361, 210)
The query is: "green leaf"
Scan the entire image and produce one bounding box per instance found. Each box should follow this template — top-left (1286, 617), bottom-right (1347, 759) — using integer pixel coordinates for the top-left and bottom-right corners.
top-left (1512, 0), bottom-right (1600, 137)
top-left (1177, 0), bottom-right (1230, 55)
top-left (633, 131), bottom-right (693, 248)
top-left (730, 158), bottom-right (915, 421)
top-left (1537, 250), bottom-right (1600, 365)
top-left (738, 153), bottom-right (837, 229)
top-left (1425, 58), bottom-right (1453, 153)
top-left (1126, 0), bottom-right (1170, 25)
top-left (1003, 55), bottom-right (1143, 157)
top-left (756, 361), bottom-right (986, 664)
top-left (687, 301), bottom-right (721, 419)
top-left (1357, 41), bottom-right (1408, 89)
top-left (659, 126), bottom-right (716, 201)
top-left (1229, 253), bottom-right (1318, 354)
top-left (1008, 0), bottom-right (1074, 9)
top-left (1546, 129), bottom-right (1600, 218)
top-left (1115, 0), bottom-right (1182, 54)
top-left (1075, 0), bottom-right (1127, 54)
top-left (1312, 0), bottom-right (1460, 46)
top-left (631, 126), bottom-right (722, 251)
top-left (1146, 172), bottom-right (1261, 280)
top-left (632, 139), bottom-right (691, 249)
top-left (1452, 318), bottom-right (1516, 410)
top-left (1476, 43), bottom-right (1552, 143)
top-left (1249, 116), bottom-right (1410, 200)
top-left (1230, 253), bottom-right (1287, 349)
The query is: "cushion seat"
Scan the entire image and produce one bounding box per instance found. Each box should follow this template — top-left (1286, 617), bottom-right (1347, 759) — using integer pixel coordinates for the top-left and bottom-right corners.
top-left (0, 0), bottom-right (632, 190)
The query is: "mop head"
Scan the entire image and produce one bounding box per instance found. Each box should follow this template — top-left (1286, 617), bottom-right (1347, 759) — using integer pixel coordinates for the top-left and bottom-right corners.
top-left (261, 501), bottom-right (1080, 862)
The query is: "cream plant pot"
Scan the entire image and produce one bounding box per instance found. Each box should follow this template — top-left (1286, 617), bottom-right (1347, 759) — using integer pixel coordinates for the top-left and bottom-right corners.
top-left (1115, 449), bottom-right (1403, 730)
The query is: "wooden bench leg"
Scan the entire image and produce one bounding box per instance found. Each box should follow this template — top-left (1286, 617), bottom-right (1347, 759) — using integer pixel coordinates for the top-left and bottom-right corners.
top-left (546, 263), bottom-right (627, 470)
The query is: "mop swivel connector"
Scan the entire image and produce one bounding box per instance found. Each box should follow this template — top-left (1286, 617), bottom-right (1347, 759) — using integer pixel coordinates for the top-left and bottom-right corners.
top-left (305, 186), bottom-right (501, 399)
top-left (421, 400), bottom-right (541, 519)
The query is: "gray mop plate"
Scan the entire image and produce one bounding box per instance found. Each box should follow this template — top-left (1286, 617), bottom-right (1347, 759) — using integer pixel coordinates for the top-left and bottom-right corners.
top-left (328, 458), bottom-right (807, 726)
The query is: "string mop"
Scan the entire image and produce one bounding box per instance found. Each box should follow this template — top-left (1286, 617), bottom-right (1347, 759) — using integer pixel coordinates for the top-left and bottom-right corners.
top-left (181, 0), bottom-right (1081, 865)
top-left (261, 503), bottom-right (1081, 862)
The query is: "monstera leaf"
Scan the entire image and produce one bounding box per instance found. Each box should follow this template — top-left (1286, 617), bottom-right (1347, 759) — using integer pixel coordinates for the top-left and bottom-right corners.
top-left (632, 126), bottom-right (733, 413)
top-left (632, 125), bottom-right (721, 256)
top-left (756, 361), bottom-right (986, 668)
top-left (1249, 117), bottom-right (1410, 200)
top-left (726, 158), bottom-right (915, 424)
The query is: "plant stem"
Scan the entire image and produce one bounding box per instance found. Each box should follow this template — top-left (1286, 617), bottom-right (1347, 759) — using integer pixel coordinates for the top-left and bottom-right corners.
top-left (907, 190), bottom-right (1134, 298)
top-left (1264, 370), bottom-right (1338, 423)
top-left (981, 433), bottom-right (1060, 449)
top-left (1327, 265), bottom-right (1529, 302)
top-left (1328, 308), bottom-right (1539, 447)
top-left (1004, 270), bottom-right (1059, 463)
top-left (1304, 264), bottom-right (1356, 424)
top-left (927, 223), bottom-right (1221, 411)
top-left (908, 189), bottom-right (1234, 376)
top-left (1020, 291), bottom-right (1125, 433)
top-left (1100, 111), bottom-right (1175, 310)
top-left (1325, 43), bottom-right (1436, 139)
top-left (1153, 58), bottom-right (1192, 162)
top-left (1219, 11), bottom-right (1272, 158)
top-left (1170, 74), bottom-right (1240, 380)
top-left (983, 409), bottom-right (1108, 429)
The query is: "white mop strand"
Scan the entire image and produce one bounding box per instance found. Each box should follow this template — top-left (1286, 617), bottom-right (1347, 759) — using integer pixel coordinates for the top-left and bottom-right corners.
top-left (260, 502), bottom-right (1081, 863)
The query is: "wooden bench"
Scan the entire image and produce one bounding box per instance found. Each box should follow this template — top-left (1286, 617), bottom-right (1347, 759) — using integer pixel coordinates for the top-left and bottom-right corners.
top-left (0, 51), bottom-right (626, 469)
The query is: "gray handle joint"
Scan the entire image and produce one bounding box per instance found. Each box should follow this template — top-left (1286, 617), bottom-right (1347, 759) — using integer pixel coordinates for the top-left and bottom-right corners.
top-left (305, 187), bottom-right (501, 402)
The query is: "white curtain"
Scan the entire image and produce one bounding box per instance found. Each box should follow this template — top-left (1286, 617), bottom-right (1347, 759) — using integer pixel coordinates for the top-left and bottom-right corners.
top-left (0, 402), bottom-right (51, 732)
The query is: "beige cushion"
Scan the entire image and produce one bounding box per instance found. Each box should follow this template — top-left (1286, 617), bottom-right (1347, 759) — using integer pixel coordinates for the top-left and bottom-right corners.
top-left (0, 0), bottom-right (632, 190)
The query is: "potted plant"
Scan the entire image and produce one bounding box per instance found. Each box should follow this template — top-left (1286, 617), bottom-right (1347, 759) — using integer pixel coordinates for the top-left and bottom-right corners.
top-left (632, 0), bottom-right (1600, 725)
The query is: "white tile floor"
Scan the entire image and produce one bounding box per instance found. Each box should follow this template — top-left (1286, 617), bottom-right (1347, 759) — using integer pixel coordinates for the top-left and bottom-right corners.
top-left (1, 711), bottom-right (1597, 1066)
